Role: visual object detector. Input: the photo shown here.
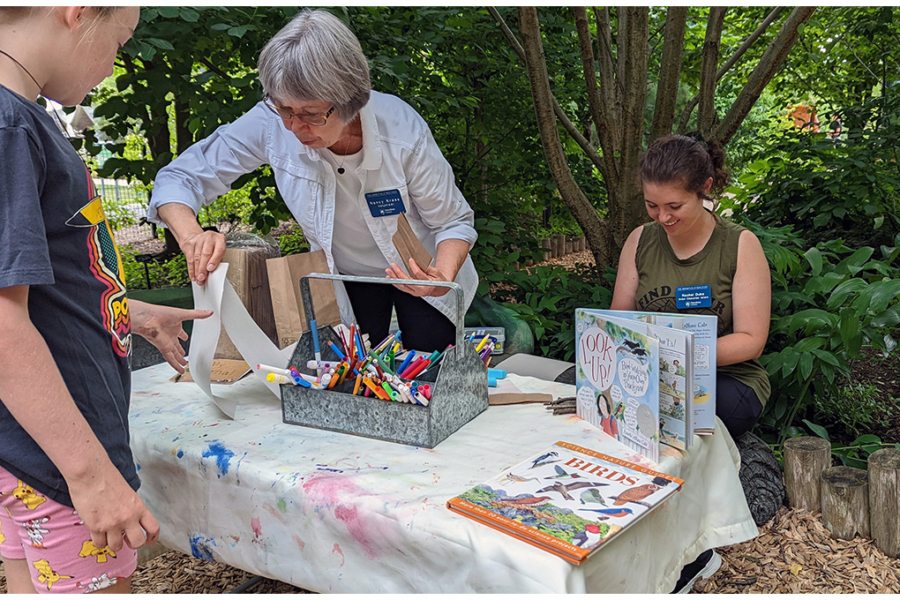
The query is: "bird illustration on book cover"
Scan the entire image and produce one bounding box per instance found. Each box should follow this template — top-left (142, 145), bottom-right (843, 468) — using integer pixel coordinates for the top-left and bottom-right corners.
top-left (449, 442), bottom-right (682, 562)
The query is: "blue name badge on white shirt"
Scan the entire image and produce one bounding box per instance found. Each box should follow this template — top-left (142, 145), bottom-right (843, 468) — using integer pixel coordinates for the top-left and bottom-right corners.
top-left (675, 284), bottom-right (712, 309)
top-left (365, 189), bottom-right (406, 218)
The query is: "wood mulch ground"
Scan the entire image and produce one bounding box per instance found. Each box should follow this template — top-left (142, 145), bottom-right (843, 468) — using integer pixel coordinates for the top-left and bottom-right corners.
top-left (5, 505), bottom-right (897, 593)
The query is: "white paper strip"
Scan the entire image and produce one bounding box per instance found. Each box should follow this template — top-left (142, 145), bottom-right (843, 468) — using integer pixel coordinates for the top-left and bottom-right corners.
top-left (189, 264), bottom-right (295, 418)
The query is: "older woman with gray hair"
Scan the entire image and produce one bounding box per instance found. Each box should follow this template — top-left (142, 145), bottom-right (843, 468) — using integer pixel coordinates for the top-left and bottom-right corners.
top-left (148, 9), bottom-right (478, 352)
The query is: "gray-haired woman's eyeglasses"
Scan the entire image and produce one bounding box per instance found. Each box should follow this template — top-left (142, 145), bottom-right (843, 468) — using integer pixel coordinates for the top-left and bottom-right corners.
top-left (263, 94), bottom-right (335, 126)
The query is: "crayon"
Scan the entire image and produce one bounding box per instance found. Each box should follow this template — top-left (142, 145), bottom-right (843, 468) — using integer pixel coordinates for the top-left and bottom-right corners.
top-left (348, 323), bottom-right (356, 360)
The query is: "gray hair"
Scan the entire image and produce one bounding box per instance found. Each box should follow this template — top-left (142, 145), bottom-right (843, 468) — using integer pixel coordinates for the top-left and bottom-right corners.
top-left (258, 9), bottom-right (370, 123)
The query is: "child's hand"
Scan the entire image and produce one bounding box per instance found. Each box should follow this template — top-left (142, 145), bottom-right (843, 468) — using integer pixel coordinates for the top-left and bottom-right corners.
top-left (67, 462), bottom-right (160, 552)
top-left (130, 300), bottom-right (213, 373)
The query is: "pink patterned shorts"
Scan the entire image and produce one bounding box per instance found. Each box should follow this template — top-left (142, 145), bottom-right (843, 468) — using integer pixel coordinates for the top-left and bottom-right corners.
top-left (0, 465), bottom-right (137, 593)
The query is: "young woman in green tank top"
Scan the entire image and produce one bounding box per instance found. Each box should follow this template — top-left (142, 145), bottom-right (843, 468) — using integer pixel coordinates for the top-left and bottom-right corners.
top-left (611, 134), bottom-right (771, 439)
top-left (610, 133), bottom-right (772, 593)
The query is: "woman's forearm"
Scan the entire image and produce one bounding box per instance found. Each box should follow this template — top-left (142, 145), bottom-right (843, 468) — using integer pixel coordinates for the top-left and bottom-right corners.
top-left (156, 203), bottom-right (204, 246)
top-left (433, 238), bottom-right (470, 281)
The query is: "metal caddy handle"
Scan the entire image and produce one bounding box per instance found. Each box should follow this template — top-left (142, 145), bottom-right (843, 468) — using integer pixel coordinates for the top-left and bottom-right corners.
top-left (299, 273), bottom-right (468, 361)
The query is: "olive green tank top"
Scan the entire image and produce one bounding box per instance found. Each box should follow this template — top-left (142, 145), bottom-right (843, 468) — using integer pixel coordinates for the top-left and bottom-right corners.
top-left (634, 212), bottom-right (770, 406)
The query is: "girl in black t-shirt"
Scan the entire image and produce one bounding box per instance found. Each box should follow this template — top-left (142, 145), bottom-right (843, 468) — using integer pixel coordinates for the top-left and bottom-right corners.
top-left (0, 7), bottom-right (211, 594)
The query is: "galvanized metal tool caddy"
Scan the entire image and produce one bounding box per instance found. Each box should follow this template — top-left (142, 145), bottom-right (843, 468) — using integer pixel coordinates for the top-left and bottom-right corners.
top-left (280, 273), bottom-right (488, 448)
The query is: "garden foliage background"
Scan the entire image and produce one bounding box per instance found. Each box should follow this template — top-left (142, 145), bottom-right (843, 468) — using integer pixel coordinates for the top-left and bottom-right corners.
top-left (73, 7), bottom-right (900, 458)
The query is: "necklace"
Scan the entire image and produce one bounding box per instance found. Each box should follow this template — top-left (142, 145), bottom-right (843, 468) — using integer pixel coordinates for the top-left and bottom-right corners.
top-left (334, 135), bottom-right (352, 175)
top-left (0, 48), bottom-right (41, 93)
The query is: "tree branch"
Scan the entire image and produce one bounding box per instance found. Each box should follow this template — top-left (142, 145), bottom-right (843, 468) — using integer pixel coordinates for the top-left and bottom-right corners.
top-left (698, 7), bottom-right (727, 136)
top-left (487, 6), bottom-right (608, 181)
top-left (198, 58), bottom-right (231, 82)
top-left (572, 7), bottom-right (616, 180)
top-left (516, 6), bottom-right (611, 268)
top-left (677, 7), bottom-right (785, 133)
top-left (712, 6), bottom-right (817, 144)
top-left (593, 6), bottom-right (620, 160)
top-left (649, 7), bottom-right (688, 141)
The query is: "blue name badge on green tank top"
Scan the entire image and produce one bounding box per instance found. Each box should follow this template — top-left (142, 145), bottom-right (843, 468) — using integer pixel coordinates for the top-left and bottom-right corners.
top-left (676, 284), bottom-right (712, 309)
top-left (365, 189), bottom-right (406, 218)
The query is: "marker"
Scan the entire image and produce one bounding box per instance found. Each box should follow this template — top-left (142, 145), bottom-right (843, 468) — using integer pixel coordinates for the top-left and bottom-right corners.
top-left (257, 364), bottom-right (291, 377)
top-left (307, 360), bottom-right (335, 370)
top-left (310, 319), bottom-right (322, 377)
top-left (396, 350), bottom-right (416, 376)
top-left (405, 358), bottom-right (431, 380)
top-left (475, 333), bottom-right (491, 352)
top-left (352, 373), bottom-right (362, 395)
top-left (413, 390), bottom-right (429, 406)
top-left (266, 373), bottom-right (294, 385)
top-left (399, 356), bottom-right (423, 379)
top-left (381, 381), bottom-right (399, 402)
top-left (420, 384), bottom-right (432, 400)
top-left (369, 348), bottom-right (394, 376)
top-left (329, 341), bottom-right (346, 361)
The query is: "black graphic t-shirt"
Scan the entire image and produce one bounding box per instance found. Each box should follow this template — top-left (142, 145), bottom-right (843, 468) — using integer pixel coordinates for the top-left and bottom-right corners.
top-left (0, 84), bottom-right (137, 507)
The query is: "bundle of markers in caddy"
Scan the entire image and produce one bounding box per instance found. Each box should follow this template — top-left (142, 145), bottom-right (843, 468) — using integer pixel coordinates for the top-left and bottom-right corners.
top-left (257, 323), bottom-right (451, 407)
top-left (468, 332), bottom-right (496, 366)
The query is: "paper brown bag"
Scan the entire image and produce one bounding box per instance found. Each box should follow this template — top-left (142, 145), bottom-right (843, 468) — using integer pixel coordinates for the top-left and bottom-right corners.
top-left (266, 250), bottom-right (342, 349)
top-left (392, 213), bottom-right (433, 274)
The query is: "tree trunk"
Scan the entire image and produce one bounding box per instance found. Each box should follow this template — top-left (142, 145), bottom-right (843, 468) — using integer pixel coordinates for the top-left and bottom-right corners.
top-left (697, 8), bottom-right (727, 137)
top-left (517, 7), bottom-right (611, 269)
top-left (649, 7), bottom-right (688, 142)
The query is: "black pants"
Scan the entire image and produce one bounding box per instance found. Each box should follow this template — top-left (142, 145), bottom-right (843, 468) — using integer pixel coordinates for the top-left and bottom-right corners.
top-left (343, 281), bottom-right (456, 353)
top-left (716, 373), bottom-right (763, 438)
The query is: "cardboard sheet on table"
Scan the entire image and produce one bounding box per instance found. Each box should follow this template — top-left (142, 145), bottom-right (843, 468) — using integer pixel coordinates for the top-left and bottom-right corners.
top-left (189, 264), bottom-right (295, 418)
top-left (172, 359), bottom-right (251, 384)
top-left (392, 213), bottom-right (433, 273)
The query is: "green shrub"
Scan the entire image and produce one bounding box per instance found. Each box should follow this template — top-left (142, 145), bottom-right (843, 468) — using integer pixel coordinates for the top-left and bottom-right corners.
top-left (498, 263), bottom-right (613, 362)
top-left (120, 246), bottom-right (190, 290)
top-left (811, 383), bottom-right (897, 440)
top-left (745, 218), bottom-right (900, 444)
top-left (727, 93), bottom-right (900, 249)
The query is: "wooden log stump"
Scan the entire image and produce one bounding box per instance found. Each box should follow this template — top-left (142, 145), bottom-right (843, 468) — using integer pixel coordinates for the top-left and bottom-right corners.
top-left (821, 466), bottom-right (869, 540)
top-left (869, 448), bottom-right (900, 557)
top-left (550, 235), bottom-right (560, 258)
top-left (555, 234), bottom-right (566, 256)
top-left (541, 238), bottom-right (551, 261)
top-left (577, 236), bottom-right (586, 251)
top-left (565, 241), bottom-right (573, 255)
top-left (783, 436), bottom-right (831, 511)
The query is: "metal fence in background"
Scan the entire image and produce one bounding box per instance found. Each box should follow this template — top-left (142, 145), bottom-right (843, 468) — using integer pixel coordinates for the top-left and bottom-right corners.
top-left (95, 178), bottom-right (156, 246)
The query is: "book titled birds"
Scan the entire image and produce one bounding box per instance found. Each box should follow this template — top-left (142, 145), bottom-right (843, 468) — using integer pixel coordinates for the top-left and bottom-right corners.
top-left (447, 441), bottom-right (683, 565)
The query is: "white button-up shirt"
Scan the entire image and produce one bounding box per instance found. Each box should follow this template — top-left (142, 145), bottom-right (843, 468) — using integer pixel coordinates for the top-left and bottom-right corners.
top-left (148, 91), bottom-right (479, 327)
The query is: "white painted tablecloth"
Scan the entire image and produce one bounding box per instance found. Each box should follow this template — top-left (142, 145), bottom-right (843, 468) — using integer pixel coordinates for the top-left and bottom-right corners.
top-left (129, 363), bottom-right (757, 593)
